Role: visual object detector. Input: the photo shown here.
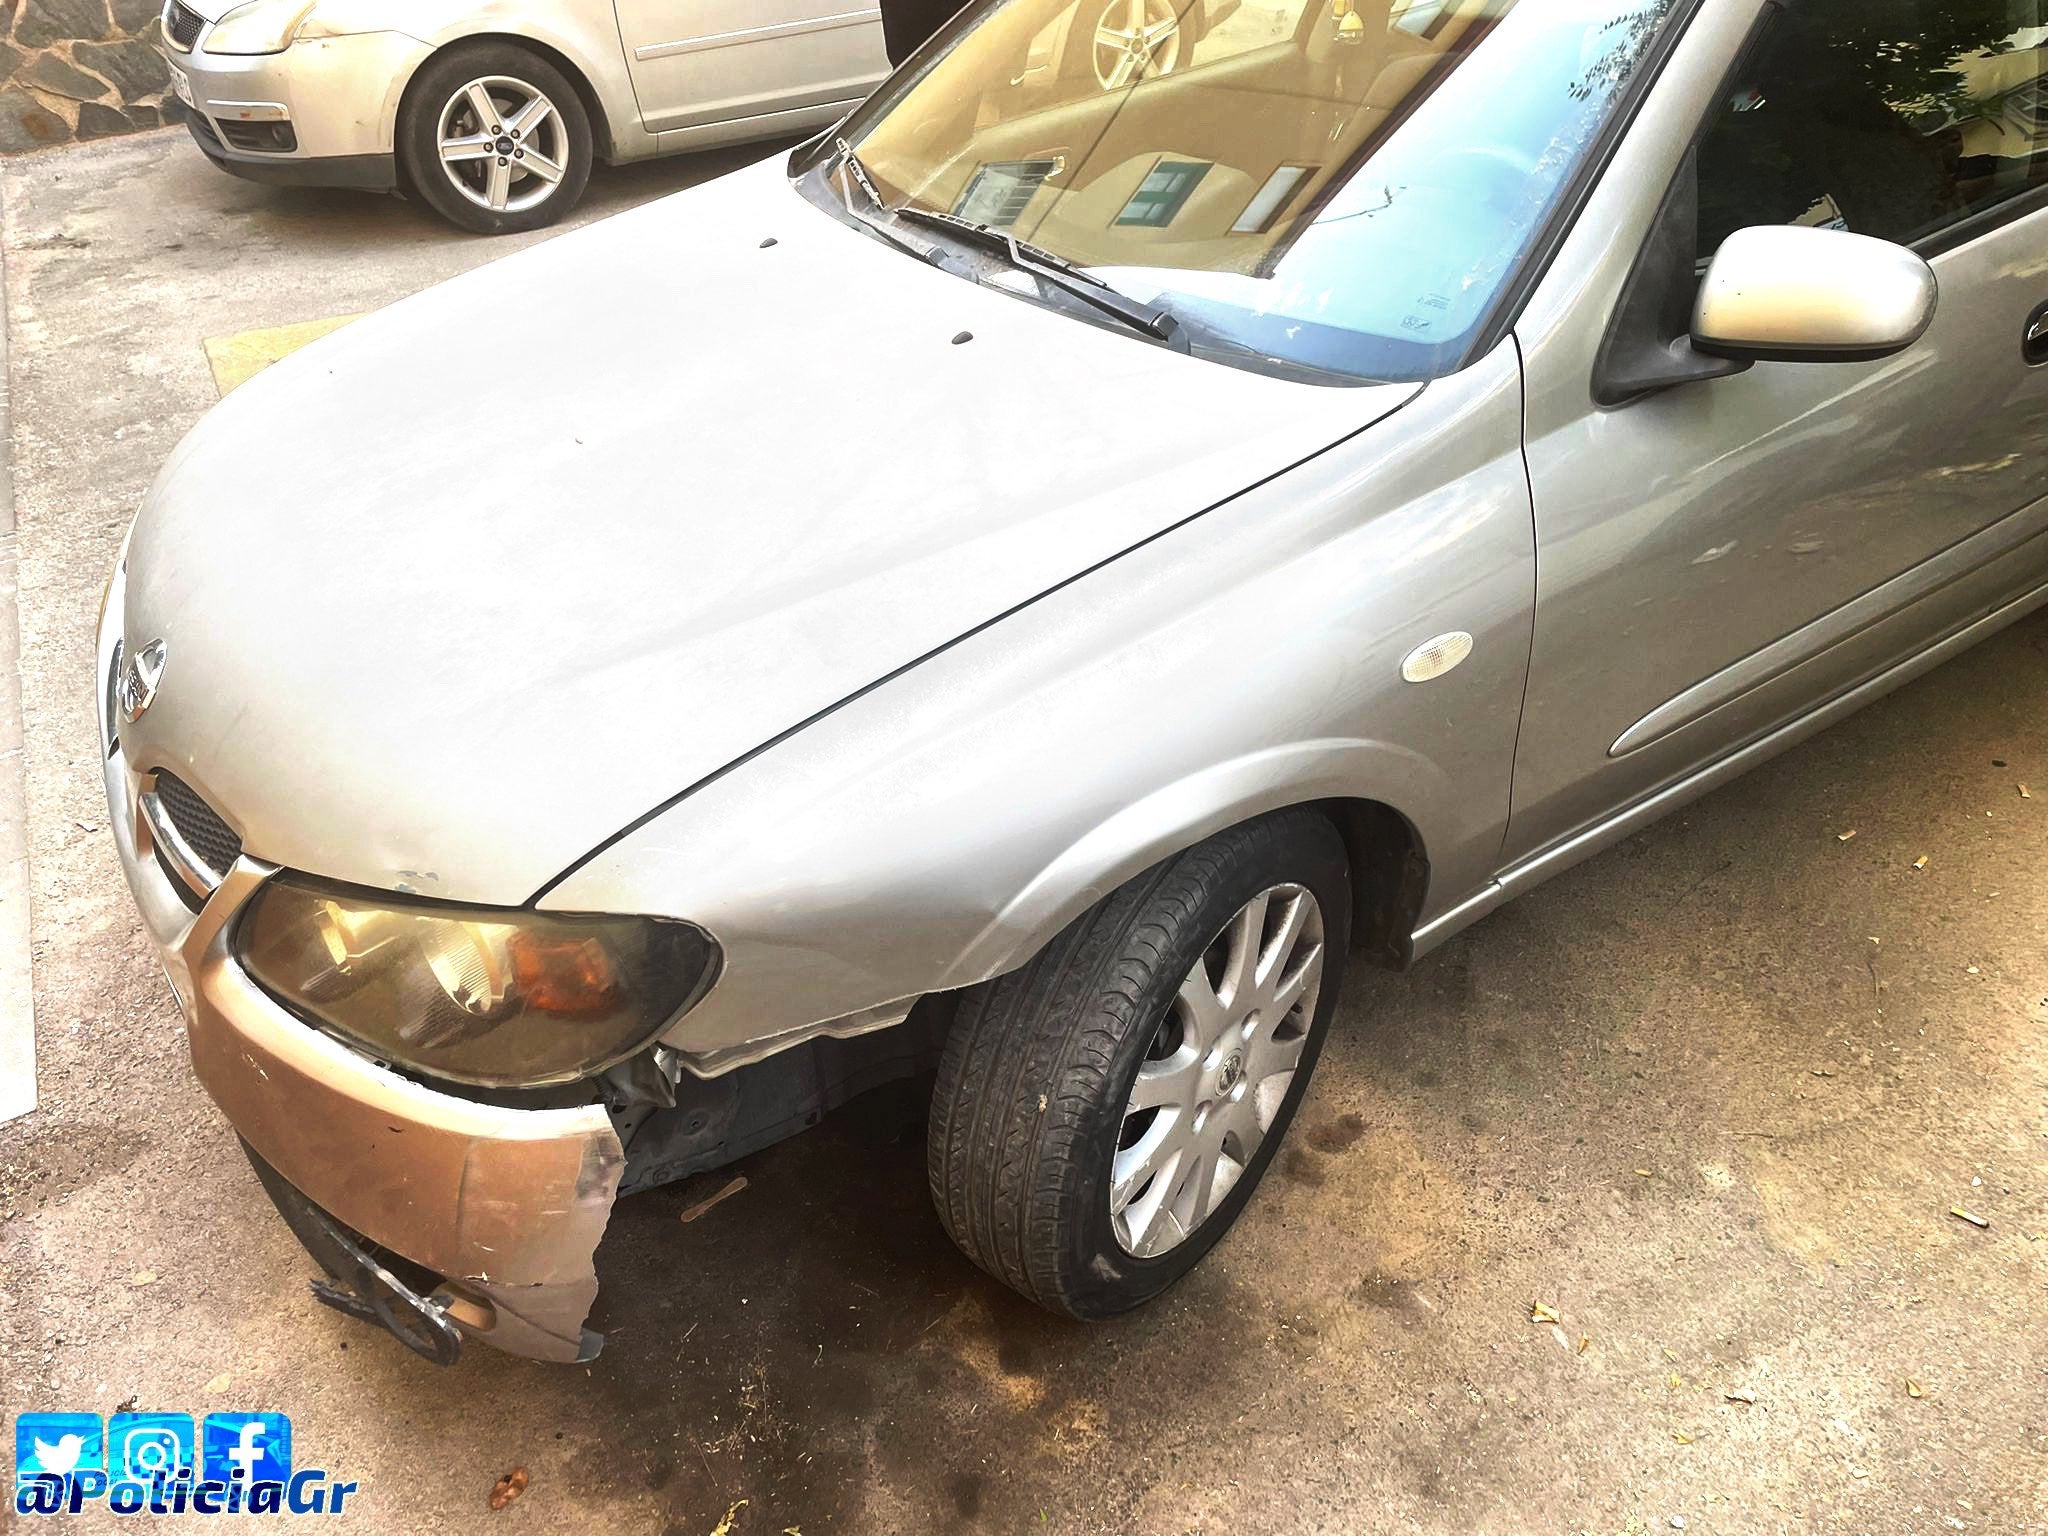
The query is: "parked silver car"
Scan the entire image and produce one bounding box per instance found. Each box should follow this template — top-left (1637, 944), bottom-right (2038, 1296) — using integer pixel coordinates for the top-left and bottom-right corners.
top-left (105, 0), bottom-right (2048, 1361)
top-left (156, 0), bottom-right (957, 230)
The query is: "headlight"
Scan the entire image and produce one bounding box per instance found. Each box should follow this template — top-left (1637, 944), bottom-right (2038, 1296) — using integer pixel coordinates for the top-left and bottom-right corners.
top-left (236, 875), bottom-right (719, 1087)
top-left (203, 0), bottom-right (317, 55)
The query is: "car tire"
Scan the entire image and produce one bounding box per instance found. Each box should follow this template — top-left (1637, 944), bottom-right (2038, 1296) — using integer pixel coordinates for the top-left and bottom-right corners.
top-left (928, 808), bottom-right (1350, 1317)
top-left (398, 43), bottom-right (594, 235)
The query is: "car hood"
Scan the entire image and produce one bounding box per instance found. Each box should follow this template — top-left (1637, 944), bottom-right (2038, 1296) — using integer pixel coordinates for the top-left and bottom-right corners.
top-left (118, 160), bottom-right (1419, 906)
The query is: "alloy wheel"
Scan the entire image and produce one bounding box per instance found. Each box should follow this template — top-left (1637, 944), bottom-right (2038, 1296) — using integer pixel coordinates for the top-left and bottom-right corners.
top-left (1109, 882), bottom-right (1325, 1257)
top-left (435, 76), bottom-right (570, 215)
top-left (1092, 0), bottom-right (1184, 90)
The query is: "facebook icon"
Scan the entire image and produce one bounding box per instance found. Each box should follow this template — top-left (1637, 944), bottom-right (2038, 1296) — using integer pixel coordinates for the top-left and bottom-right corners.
top-left (199, 1413), bottom-right (291, 1488)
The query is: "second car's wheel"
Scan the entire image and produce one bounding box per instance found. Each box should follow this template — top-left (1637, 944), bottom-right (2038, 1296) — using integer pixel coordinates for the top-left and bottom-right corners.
top-left (398, 43), bottom-right (593, 235)
top-left (929, 809), bottom-right (1350, 1317)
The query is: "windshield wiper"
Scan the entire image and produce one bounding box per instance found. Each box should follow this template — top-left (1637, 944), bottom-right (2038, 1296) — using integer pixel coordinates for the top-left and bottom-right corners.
top-left (827, 139), bottom-right (1186, 353)
top-left (889, 203), bottom-right (1188, 351)
top-left (830, 137), bottom-right (952, 268)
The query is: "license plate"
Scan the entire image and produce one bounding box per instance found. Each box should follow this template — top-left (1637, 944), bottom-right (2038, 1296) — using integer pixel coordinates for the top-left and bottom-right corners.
top-left (168, 63), bottom-right (194, 107)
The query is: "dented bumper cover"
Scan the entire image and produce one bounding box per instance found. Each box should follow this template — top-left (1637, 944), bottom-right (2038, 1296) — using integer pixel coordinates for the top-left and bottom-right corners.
top-left (99, 591), bottom-right (622, 1364)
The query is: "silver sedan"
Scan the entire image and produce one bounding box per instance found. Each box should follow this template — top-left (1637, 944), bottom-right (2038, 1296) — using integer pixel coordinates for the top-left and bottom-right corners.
top-left (103, 0), bottom-right (2048, 1361)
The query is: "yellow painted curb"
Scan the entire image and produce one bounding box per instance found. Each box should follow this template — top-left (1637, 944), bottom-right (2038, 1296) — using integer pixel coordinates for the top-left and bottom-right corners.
top-left (202, 313), bottom-right (363, 397)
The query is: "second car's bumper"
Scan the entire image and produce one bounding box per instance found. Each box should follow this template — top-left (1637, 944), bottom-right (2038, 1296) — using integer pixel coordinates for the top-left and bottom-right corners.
top-left (162, 28), bottom-right (425, 184)
top-left (98, 568), bottom-right (623, 1363)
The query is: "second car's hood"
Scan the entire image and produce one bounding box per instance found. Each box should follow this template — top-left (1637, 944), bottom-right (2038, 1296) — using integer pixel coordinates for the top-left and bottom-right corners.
top-left (120, 160), bottom-right (1418, 905)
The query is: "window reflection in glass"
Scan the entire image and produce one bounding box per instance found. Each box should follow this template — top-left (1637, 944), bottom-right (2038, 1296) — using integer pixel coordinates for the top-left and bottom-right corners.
top-left (1698, 3), bottom-right (2048, 256)
top-left (850, 0), bottom-right (1678, 381)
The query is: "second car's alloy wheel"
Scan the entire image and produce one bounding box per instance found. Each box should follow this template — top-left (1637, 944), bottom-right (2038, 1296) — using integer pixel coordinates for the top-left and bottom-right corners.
top-left (397, 42), bottom-right (594, 235)
top-left (435, 76), bottom-right (570, 217)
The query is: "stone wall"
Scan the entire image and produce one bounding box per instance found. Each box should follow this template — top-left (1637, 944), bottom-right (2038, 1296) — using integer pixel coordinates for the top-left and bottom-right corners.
top-left (0, 0), bottom-right (180, 150)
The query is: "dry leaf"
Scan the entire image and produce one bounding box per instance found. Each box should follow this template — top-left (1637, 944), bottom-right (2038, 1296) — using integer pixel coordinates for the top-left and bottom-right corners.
top-left (1950, 1206), bottom-right (1990, 1229)
top-left (1912, 855), bottom-right (1930, 871)
top-left (1725, 1388), bottom-right (1757, 1404)
top-left (1906, 1380), bottom-right (1924, 1399)
top-left (488, 1467), bottom-right (529, 1512)
top-left (1530, 1301), bottom-right (1561, 1324)
top-left (1672, 1430), bottom-right (1695, 1445)
top-left (679, 1175), bottom-right (749, 1224)
top-left (1668, 1372), bottom-right (1683, 1389)
top-left (1836, 829), bottom-right (1858, 842)
top-left (202, 1373), bottom-right (231, 1395)
top-left (2020, 785), bottom-right (2031, 799)
top-left (708, 1500), bottom-right (749, 1536)
top-left (130, 1270), bottom-right (157, 1287)
top-left (1577, 1336), bottom-right (1591, 1355)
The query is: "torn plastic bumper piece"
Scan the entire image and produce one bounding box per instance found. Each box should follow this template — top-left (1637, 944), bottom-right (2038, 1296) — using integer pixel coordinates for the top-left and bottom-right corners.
top-left (243, 1141), bottom-right (471, 1365)
top-left (180, 922), bottom-right (626, 1363)
top-left (101, 573), bottom-right (623, 1364)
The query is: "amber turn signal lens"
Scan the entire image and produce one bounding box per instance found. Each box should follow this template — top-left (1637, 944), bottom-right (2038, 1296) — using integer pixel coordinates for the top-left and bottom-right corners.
top-left (509, 933), bottom-right (619, 1016)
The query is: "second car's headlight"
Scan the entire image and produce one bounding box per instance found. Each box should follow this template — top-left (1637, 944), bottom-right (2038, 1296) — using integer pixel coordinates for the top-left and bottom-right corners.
top-left (203, 0), bottom-right (317, 55)
top-left (236, 875), bottom-right (719, 1087)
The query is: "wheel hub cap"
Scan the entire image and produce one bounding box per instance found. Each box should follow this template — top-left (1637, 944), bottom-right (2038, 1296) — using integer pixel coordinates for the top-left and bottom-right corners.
top-left (435, 75), bottom-right (568, 215)
top-left (1108, 883), bottom-right (1326, 1259)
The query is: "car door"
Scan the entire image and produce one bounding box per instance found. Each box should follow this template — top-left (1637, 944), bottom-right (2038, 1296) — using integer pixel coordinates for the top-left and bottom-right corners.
top-left (1503, 0), bottom-right (2048, 867)
top-left (613, 0), bottom-right (892, 136)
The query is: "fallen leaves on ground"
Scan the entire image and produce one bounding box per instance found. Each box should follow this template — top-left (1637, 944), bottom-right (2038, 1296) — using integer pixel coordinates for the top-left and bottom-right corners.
top-left (1672, 1430), bottom-right (1695, 1445)
top-left (202, 1373), bottom-right (230, 1395)
top-left (679, 1175), bottom-right (749, 1224)
top-left (708, 1499), bottom-right (748, 1536)
top-left (488, 1468), bottom-right (529, 1511)
top-left (1907, 1380), bottom-right (1924, 1399)
top-left (1530, 1301), bottom-right (1561, 1324)
top-left (129, 1270), bottom-right (156, 1286)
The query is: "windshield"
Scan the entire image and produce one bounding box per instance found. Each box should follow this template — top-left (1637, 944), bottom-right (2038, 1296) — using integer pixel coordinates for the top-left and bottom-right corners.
top-left (845, 0), bottom-right (1679, 380)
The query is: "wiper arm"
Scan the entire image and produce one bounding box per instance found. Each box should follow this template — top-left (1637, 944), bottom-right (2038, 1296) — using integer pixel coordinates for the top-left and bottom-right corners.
top-left (890, 203), bottom-right (1188, 351)
top-left (830, 137), bottom-right (952, 268)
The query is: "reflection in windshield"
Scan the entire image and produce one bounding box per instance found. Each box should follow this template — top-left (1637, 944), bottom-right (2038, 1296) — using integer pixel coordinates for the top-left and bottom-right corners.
top-left (850, 0), bottom-right (1676, 380)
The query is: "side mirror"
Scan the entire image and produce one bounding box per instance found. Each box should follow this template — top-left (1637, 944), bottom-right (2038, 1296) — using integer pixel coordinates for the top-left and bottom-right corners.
top-left (1692, 225), bottom-right (1937, 365)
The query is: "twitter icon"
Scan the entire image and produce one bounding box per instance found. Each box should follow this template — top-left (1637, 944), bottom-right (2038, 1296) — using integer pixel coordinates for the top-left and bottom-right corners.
top-left (15, 1413), bottom-right (104, 1478)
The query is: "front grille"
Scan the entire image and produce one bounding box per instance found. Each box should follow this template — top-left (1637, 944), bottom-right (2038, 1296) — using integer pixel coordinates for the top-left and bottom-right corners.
top-left (153, 772), bottom-right (242, 878)
top-left (164, 0), bottom-right (204, 51)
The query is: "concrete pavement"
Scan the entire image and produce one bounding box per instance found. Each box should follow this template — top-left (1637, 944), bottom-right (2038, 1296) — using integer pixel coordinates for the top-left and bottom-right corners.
top-left (1, 128), bottom-right (2045, 1535)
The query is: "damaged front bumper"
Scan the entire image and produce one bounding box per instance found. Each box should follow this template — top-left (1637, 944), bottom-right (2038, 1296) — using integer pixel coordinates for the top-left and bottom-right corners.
top-left (99, 583), bottom-right (623, 1364)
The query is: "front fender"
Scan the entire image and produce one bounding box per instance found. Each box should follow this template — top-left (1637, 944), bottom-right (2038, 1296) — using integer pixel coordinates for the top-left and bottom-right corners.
top-left (953, 737), bottom-right (1443, 984)
top-left (544, 344), bottom-right (1533, 1070)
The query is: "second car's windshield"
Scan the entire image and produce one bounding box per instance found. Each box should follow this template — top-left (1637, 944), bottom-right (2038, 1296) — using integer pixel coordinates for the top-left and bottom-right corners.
top-left (849, 0), bottom-right (1678, 380)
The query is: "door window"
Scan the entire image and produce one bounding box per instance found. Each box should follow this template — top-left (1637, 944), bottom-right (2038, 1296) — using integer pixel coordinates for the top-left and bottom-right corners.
top-left (1697, 2), bottom-right (2048, 255)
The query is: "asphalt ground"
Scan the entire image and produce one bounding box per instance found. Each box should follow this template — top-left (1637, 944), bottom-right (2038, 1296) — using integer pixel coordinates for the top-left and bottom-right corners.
top-left (1, 128), bottom-right (2045, 1535)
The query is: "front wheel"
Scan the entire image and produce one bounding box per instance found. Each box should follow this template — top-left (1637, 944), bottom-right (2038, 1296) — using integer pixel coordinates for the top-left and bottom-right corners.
top-left (928, 809), bottom-right (1350, 1317)
top-left (397, 43), bottom-right (593, 235)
